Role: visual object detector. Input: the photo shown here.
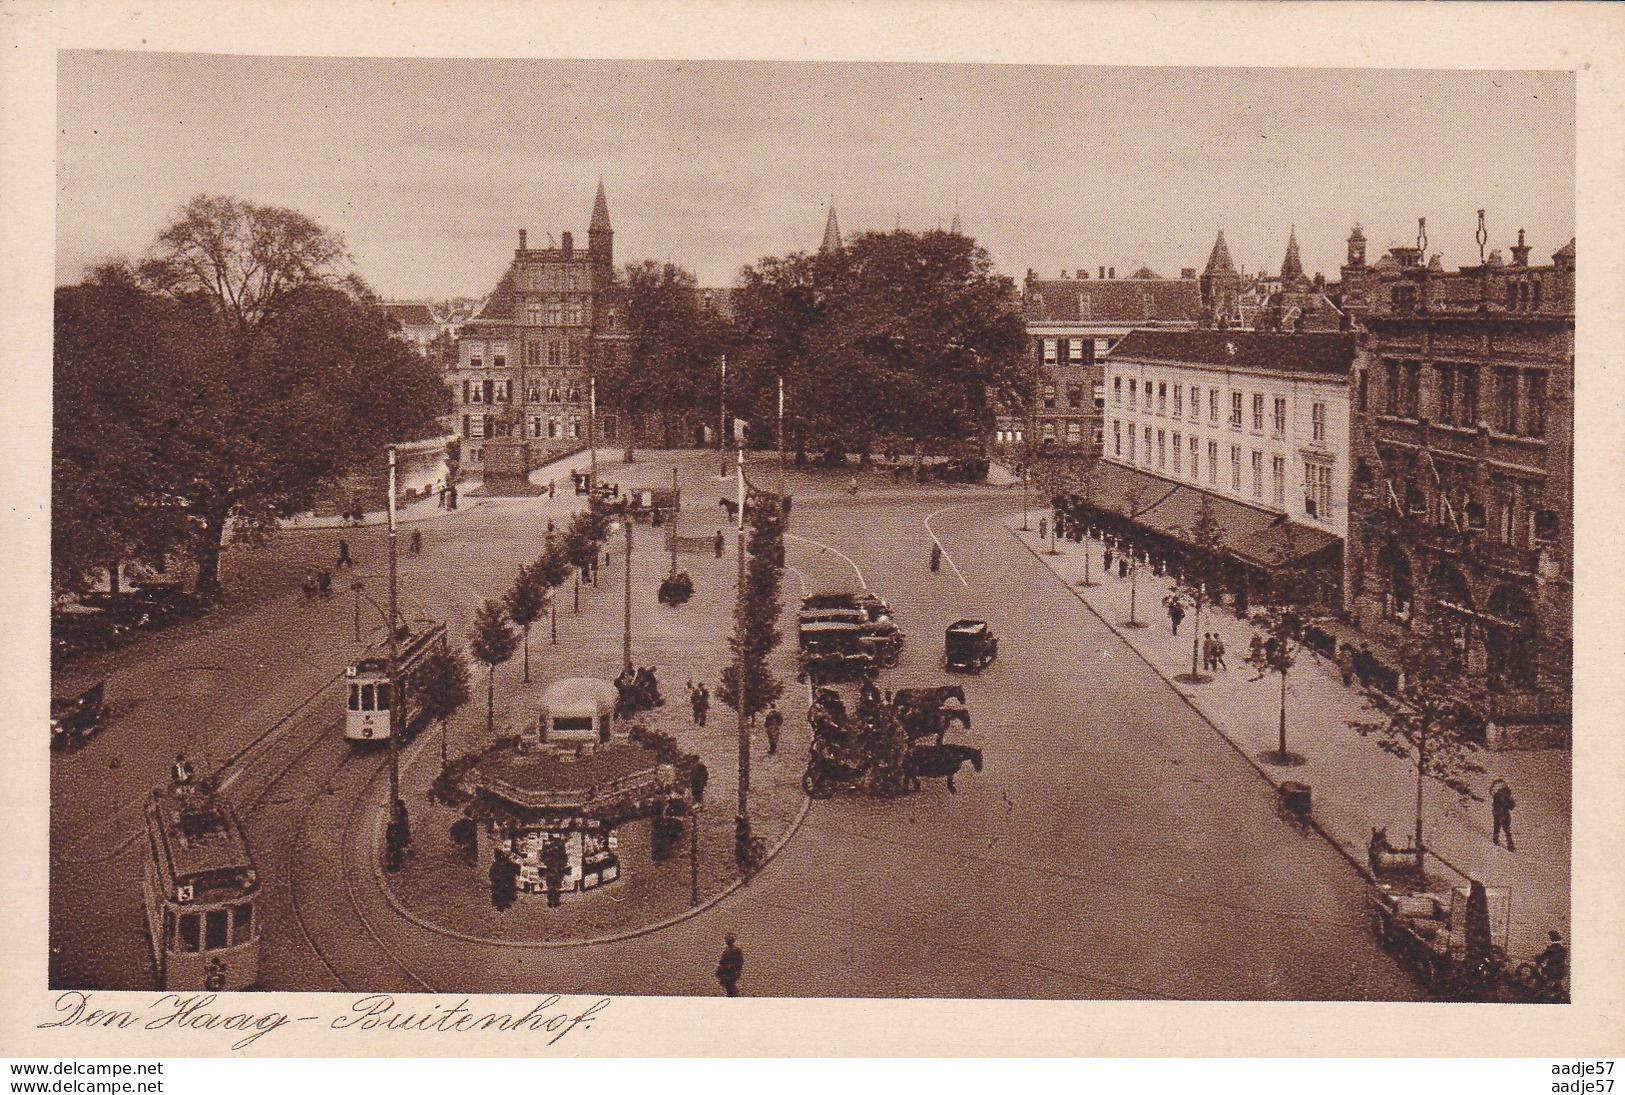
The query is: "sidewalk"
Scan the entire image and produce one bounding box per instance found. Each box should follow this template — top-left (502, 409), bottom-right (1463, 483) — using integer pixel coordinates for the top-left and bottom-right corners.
top-left (1008, 511), bottom-right (1570, 963)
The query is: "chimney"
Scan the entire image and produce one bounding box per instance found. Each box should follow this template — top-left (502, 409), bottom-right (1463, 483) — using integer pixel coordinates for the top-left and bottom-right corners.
top-left (1313, 272), bottom-right (1326, 291)
top-left (562, 231), bottom-right (574, 254)
top-left (1075, 269), bottom-right (1087, 279)
top-left (518, 229), bottom-right (527, 251)
top-left (1511, 228), bottom-right (1532, 267)
top-left (1026, 268), bottom-right (1035, 282)
top-left (1181, 267), bottom-right (1196, 279)
top-left (1099, 266), bottom-right (1105, 280)
top-left (1108, 266), bottom-right (1116, 279)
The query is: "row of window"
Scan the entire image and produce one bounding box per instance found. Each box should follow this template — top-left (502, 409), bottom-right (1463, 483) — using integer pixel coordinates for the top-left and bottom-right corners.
top-left (1039, 337), bottom-right (1113, 366)
top-left (523, 298), bottom-right (589, 326)
top-left (1375, 359), bottom-right (1547, 437)
top-left (465, 340), bottom-right (591, 369)
top-left (462, 379), bottom-right (585, 406)
top-left (1112, 377), bottom-right (1327, 443)
top-left (1039, 382), bottom-right (1108, 410)
top-left (167, 903), bottom-right (253, 954)
top-left (461, 414), bottom-right (619, 442)
top-left (1366, 453), bottom-right (1562, 549)
top-left (1111, 420), bottom-right (1333, 522)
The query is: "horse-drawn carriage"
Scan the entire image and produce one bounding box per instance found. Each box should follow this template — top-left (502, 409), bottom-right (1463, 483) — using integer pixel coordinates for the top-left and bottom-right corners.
top-left (801, 683), bottom-right (982, 798)
top-left (943, 620), bottom-right (998, 672)
top-left (1370, 879), bottom-right (1510, 998)
top-left (611, 666), bottom-right (665, 720)
top-left (626, 486), bottom-right (680, 524)
top-left (797, 620), bottom-right (901, 682)
top-left (51, 680), bottom-right (109, 750)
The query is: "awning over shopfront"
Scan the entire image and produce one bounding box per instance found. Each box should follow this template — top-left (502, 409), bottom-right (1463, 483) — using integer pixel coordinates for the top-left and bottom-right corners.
top-left (1069, 461), bottom-right (1340, 570)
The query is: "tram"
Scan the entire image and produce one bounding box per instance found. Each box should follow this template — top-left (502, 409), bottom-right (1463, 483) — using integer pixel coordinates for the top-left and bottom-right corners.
top-left (141, 782), bottom-right (261, 990)
top-left (344, 622), bottom-right (448, 744)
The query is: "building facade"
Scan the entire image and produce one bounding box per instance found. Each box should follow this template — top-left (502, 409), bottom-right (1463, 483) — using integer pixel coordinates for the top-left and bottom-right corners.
top-left (449, 183), bottom-right (628, 474)
top-left (997, 268), bottom-right (1202, 454)
top-left (1343, 231), bottom-right (1573, 729)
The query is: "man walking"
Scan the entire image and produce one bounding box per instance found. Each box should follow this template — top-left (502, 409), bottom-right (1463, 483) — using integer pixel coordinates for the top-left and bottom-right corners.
top-left (337, 538), bottom-right (354, 569)
top-left (714, 530), bottom-right (725, 558)
top-left (715, 933), bottom-right (744, 997)
top-left (690, 760), bottom-right (709, 804)
top-left (1337, 643), bottom-right (1355, 687)
top-left (1491, 779), bottom-right (1516, 851)
top-left (1212, 634), bottom-right (1227, 670)
top-left (691, 683), bottom-right (709, 728)
top-left (437, 482), bottom-right (447, 509)
top-left (763, 703), bottom-right (783, 755)
top-left (1167, 597), bottom-right (1185, 636)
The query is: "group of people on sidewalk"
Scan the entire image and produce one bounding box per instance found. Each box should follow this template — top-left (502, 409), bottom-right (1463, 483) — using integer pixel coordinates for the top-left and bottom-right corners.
top-left (687, 679), bottom-right (783, 754)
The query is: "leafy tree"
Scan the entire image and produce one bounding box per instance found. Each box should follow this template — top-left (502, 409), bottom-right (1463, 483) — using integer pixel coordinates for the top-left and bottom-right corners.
top-left (468, 599), bottom-right (519, 736)
top-left (489, 846), bottom-right (519, 911)
top-left (718, 495), bottom-right (785, 720)
top-left (505, 563), bottom-right (548, 682)
top-left (417, 646), bottom-right (472, 766)
top-left (1245, 605), bottom-right (1319, 763)
top-left (1170, 493), bottom-right (1226, 682)
top-left (730, 230), bottom-right (1028, 461)
top-left (1352, 622), bottom-right (1488, 870)
top-left (533, 532), bottom-right (573, 642)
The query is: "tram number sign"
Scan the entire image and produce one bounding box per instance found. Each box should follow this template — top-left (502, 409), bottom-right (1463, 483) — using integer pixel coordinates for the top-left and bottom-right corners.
top-left (175, 884), bottom-right (194, 904)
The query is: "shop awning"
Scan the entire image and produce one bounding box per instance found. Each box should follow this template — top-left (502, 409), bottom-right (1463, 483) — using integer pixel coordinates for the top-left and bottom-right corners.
top-left (1070, 462), bottom-right (1341, 569)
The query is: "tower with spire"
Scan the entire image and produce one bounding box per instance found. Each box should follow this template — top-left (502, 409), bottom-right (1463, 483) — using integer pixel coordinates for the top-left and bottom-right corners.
top-left (1199, 228), bottom-right (1242, 326)
top-left (820, 204), bottom-right (842, 253)
top-left (1280, 225), bottom-right (1308, 289)
top-left (588, 180), bottom-right (614, 288)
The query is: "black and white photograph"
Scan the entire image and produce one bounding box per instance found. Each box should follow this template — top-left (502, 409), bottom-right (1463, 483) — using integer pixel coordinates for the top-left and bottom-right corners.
top-left (6, 0), bottom-right (1623, 1068)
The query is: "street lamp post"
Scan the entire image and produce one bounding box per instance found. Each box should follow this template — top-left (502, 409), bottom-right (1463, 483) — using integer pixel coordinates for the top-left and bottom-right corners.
top-left (622, 509), bottom-right (633, 675)
top-left (718, 355), bottom-right (729, 479)
top-left (588, 375), bottom-right (598, 494)
top-left (777, 374), bottom-right (786, 495)
top-left (386, 446), bottom-right (401, 812)
top-left (352, 580), bottom-right (364, 642)
top-left (734, 446), bottom-right (749, 821)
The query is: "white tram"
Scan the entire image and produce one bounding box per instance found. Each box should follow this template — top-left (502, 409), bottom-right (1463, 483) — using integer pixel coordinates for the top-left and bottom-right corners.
top-left (344, 622), bottom-right (448, 743)
top-left (142, 785), bottom-right (261, 990)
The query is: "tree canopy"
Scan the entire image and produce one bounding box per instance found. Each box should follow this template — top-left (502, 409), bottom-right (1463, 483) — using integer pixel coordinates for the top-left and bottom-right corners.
top-left (729, 230), bottom-right (1028, 457)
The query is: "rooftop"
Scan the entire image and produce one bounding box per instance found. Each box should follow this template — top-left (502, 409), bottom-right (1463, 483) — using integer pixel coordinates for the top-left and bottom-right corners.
top-left (1025, 277), bottom-right (1202, 325)
top-left (1107, 329), bottom-right (1355, 376)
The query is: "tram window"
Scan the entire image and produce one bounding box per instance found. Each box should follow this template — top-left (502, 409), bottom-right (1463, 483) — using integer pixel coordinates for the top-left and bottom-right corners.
top-left (360, 684), bottom-right (374, 710)
top-left (376, 683), bottom-right (390, 710)
top-left (348, 684), bottom-right (360, 711)
top-left (233, 903), bottom-right (253, 943)
top-left (178, 913), bottom-right (201, 953)
top-left (205, 909), bottom-right (229, 950)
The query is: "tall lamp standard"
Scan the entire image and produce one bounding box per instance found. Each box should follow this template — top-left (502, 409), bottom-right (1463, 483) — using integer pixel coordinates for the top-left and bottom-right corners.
top-left (734, 445), bottom-right (749, 822)
top-left (718, 355), bottom-right (729, 479)
top-left (588, 375), bottom-right (598, 494)
top-left (385, 445), bottom-right (402, 810)
top-left (622, 505), bottom-right (633, 675)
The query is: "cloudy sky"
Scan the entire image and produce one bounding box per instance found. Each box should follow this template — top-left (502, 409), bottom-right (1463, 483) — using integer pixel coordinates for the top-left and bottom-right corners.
top-left (56, 55), bottom-right (1574, 299)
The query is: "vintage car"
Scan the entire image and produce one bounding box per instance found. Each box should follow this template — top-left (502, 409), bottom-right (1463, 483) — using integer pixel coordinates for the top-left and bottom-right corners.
top-left (51, 681), bottom-right (109, 749)
top-left (796, 620), bottom-right (901, 682)
top-left (944, 619), bottom-right (998, 672)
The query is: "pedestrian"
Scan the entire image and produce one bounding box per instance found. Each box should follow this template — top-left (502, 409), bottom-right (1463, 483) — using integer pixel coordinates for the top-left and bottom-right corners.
top-left (1491, 779), bottom-right (1516, 851)
top-left (438, 482), bottom-right (447, 509)
top-left (1337, 643), bottom-right (1355, 687)
top-left (715, 933), bottom-right (744, 997)
top-left (1167, 598), bottom-right (1185, 636)
top-left (410, 529), bottom-right (423, 555)
top-left (929, 542), bottom-right (942, 573)
top-left (318, 569), bottom-right (332, 597)
top-left (714, 530), bottom-right (725, 558)
top-left (764, 703), bottom-right (783, 755)
top-left (549, 479), bottom-right (556, 499)
top-left (1212, 635), bottom-right (1227, 670)
top-left (1103, 546), bottom-right (1114, 572)
top-left (1038, 518), bottom-right (1047, 542)
top-left (1118, 557), bottom-right (1129, 579)
top-left (691, 683), bottom-right (709, 728)
top-left (690, 760), bottom-right (709, 803)
top-left (1249, 634), bottom-right (1264, 665)
top-left (337, 538), bottom-right (353, 569)
top-left (448, 484), bottom-right (458, 510)
top-left (171, 752), bottom-right (194, 786)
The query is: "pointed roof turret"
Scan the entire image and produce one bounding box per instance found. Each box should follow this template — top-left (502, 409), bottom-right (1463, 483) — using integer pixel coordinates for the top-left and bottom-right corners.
top-left (950, 210), bottom-right (962, 235)
top-left (1281, 225), bottom-right (1306, 286)
top-left (820, 205), bottom-right (843, 253)
top-left (589, 180), bottom-right (612, 233)
top-left (1204, 228), bottom-right (1237, 276)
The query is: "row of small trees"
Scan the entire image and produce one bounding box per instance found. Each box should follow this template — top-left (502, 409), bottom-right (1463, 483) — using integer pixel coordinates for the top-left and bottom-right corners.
top-left (718, 494), bottom-right (786, 720)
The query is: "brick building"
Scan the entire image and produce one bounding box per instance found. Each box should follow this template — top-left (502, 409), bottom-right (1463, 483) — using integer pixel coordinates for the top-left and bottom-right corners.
top-left (449, 183), bottom-right (628, 479)
top-left (997, 266), bottom-right (1202, 454)
top-left (1343, 227), bottom-right (1573, 737)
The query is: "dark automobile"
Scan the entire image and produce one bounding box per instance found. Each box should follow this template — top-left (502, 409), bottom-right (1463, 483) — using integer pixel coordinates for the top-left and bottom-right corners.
top-left (51, 605), bottom-right (131, 660)
top-left (51, 681), bottom-right (109, 749)
top-left (944, 619), bottom-right (998, 672)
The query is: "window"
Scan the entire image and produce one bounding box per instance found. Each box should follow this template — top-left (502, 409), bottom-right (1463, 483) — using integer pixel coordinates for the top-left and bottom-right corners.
top-left (565, 299), bottom-right (584, 325)
top-left (1273, 397), bottom-right (1287, 437)
top-left (569, 342), bottom-right (583, 369)
top-left (1436, 365), bottom-right (1455, 425)
top-left (527, 301), bottom-right (544, 325)
top-left (1093, 383), bottom-right (1105, 410)
top-left (546, 300), bottom-right (563, 325)
top-left (469, 346), bottom-right (483, 369)
top-left (179, 913), bottom-right (201, 953)
top-left (1252, 393), bottom-right (1265, 432)
top-left (1403, 361), bottom-right (1421, 418)
top-left (1172, 433), bottom-right (1182, 475)
top-left (1190, 439), bottom-right (1199, 482)
top-left (1043, 421), bottom-right (1057, 443)
top-left (567, 384), bottom-right (582, 404)
top-left (360, 684), bottom-right (375, 711)
top-left (1311, 401), bottom-right (1326, 443)
top-left (1230, 445), bottom-right (1242, 490)
top-left (548, 342), bottom-right (562, 368)
top-left (1209, 388), bottom-right (1219, 423)
top-left (1113, 420), bottom-right (1122, 457)
top-left (1207, 441), bottom-right (1218, 485)
top-left (1358, 370), bottom-right (1369, 412)
top-left (1066, 422), bottom-right (1081, 444)
top-left (376, 683), bottom-right (390, 710)
top-left (1498, 367), bottom-right (1520, 433)
top-left (532, 416), bottom-right (542, 438)
top-left (1143, 426), bottom-right (1153, 466)
top-left (1498, 485), bottom-right (1517, 544)
top-left (470, 382), bottom-right (483, 404)
top-left (548, 382), bottom-right (562, 403)
top-left (483, 379), bottom-right (495, 404)
top-left (348, 684), bottom-right (360, 710)
top-left (461, 380), bottom-right (471, 404)
top-left (1385, 359), bottom-right (1400, 415)
top-left (1076, 339), bottom-right (1095, 367)
top-left (1173, 385), bottom-right (1183, 418)
top-left (496, 380), bottom-right (511, 403)
top-left (548, 418), bottom-right (560, 439)
top-left (1094, 428), bottom-right (1104, 449)
top-left (1534, 509), bottom-right (1560, 544)
top-left (1067, 384), bottom-right (1083, 409)
top-left (1305, 462), bottom-right (1332, 521)
top-left (493, 352), bottom-right (507, 369)
top-left (1158, 383), bottom-right (1167, 415)
top-left (1251, 450), bottom-right (1263, 498)
top-left (233, 903), bottom-right (253, 944)
top-left (206, 908), bottom-right (229, 950)
top-left (1157, 429), bottom-right (1166, 469)
top-left (482, 414), bottom-right (493, 439)
top-left (1272, 455), bottom-right (1286, 506)
top-left (1043, 338), bottom-right (1058, 364)
top-left (571, 418), bottom-right (583, 440)
top-left (1462, 366), bottom-right (1479, 425)
top-left (1525, 371), bottom-right (1547, 436)
top-left (1113, 376), bottom-right (1122, 404)
top-left (1127, 425), bottom-right (1136, 462)
top-left (1230, 391), bottom-right (1243, 429)
top-left (1191, 386), bottom-right (1201, 423)
top-left (527, 382), bottom-right (541, 403)
top-left (1129, 379), bottom-right (1138, 410)
top-left (1042, 384), bottom-right (1056, 410)
top-left (461, 414), bottom-right (471, 439)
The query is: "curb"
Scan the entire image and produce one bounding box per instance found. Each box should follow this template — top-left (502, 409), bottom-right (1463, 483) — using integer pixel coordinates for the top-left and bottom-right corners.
top-left (365, 738), bottom-right (814, 951)
top-left (277, 497), bottom-right (495, 534)
top-left (1005, 523), bottom-right (1386, 892)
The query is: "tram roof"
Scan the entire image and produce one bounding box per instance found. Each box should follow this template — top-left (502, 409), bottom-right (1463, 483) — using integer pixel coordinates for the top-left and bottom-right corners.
top-left (537, 677), bottom-right (619, 719)
top-left (349, 622), bottom-right (447, 676)
top-left (147, 792), bottom-right (258, 896)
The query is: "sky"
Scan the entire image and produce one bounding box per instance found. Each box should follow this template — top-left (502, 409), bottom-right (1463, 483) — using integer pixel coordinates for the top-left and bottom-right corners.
top-left (56, 55), bottom-right (1575, 300)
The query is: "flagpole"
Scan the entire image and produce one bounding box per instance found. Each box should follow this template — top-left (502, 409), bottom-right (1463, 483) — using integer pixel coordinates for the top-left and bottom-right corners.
top-left (777, 374), bottom-right (786, 495)
top-left (588, 375), bottom-right (598, 493)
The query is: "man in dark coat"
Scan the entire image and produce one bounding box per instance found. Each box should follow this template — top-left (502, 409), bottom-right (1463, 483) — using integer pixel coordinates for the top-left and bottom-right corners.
top-left (1491, 779), bottom-right (1516, 850)
top-left (337, 538), bottom-right (354, 568)
top-left (715, 933), bottom-right (744, 996)
top-left (690, 760), bottom-right (710, 804)
top-left (763, 704), bottom-right (783, 755)
top-left (714, 530), bottom-right (725, 558)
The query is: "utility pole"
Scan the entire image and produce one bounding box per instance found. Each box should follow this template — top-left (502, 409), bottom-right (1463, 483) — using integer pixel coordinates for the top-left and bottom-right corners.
top-left (386, 446), bottom-right (401, 812)
top-left (718, 355), bottom-right (729, 478)
top-left (777, 374), bottom-right (786, 495)
top-left (622, 509), bottom-right (633, 674)
top-left (669, 465), bottom-right (680, 578)
top-left (588, 375), bottom-right (598, 494)
top-left (689, 801), bottom-right (701, 905)
top-left (735, 445), bottom-right (749, 820)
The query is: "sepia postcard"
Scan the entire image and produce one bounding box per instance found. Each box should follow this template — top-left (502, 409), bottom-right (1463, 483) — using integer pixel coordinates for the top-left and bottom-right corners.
top-left (2, 0), bottom-right (1622, 1061)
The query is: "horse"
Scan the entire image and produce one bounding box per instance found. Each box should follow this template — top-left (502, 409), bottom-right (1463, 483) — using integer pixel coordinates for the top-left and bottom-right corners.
top-left (904, 743), bottom-right (983, 793)
top-left (891, 685), bottom-right (971, 744)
